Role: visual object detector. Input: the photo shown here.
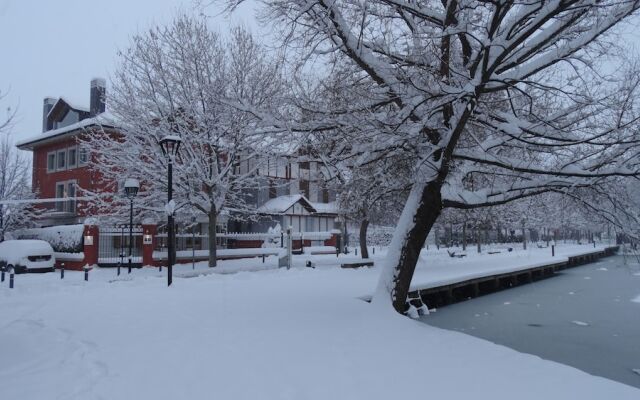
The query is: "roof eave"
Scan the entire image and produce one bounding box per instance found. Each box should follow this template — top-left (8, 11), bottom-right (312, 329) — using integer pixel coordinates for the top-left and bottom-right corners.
top-left (16, 123), bottom-right (115, 151)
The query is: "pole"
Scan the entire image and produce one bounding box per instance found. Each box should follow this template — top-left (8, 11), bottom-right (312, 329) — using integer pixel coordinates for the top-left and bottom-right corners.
top-left (167, 158), bottom-right (174, 286)
top-left (128, 198), bottom-right (133, 274)
top-left (192, 223), bottom-right (195, 270)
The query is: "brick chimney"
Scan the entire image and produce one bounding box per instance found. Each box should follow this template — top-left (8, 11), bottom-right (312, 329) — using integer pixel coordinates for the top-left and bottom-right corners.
top-left (89, 78), bottom-right (106, 116)
top-left (42, 97), bottom-right (57, 132)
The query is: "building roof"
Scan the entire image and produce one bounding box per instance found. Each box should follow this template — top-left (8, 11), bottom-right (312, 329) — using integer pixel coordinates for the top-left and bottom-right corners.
top-left (257, 194), bottom-right (314, 214)
top-left (16, 112), bottom-right (117, 150)
top-left (257, 194), bottom-right (338, 216)
top-left (48, 97), bottom-right (90, 117)
top-left (310, 201), bottom-right (339, 215)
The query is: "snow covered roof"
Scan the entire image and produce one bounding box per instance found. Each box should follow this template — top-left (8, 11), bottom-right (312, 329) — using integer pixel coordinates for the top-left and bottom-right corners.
top-left (257, 194), bottom-right (339, 215)
top-left (16, 112), bottom-right (118, 150)
top-left (47, 97), bottom-right (90, 118)
top-left (310, 201), bottom-right (339, 215)
top-left (258, 194), bottom-right (315, 214)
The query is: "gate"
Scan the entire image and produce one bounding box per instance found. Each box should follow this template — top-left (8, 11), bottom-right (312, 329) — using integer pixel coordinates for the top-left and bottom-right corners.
top-left (98, 225), bottom-right (143, 267)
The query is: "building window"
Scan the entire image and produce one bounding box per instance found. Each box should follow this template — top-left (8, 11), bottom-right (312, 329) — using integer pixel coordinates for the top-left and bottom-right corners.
top-left (68, 147), bottom-right (77, 168)
top-left (47, 152), bottom-right (56, 172)
top-left (54, 180), bottom-right (77, 213)
top-left (55, 182), bottom-right (65, 212)
top-left (56, 149), bottom-right (66, 170)
top-left (322, 188), bottom-right (329, 203)
top-left (300, 180), bottom-right (309, 198)
top-left (79, 146), bottom-right (89, 166)
top-left (67, 181), bottom-right (76, 213)
top-left (269, 180), bottom-right (277, 199)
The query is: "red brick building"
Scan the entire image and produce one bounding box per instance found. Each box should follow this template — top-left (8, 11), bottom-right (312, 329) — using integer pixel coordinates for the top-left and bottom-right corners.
top-left (15, 79), bottom-right (341, 267)
top-left (17, 79), bottom-right (114, 227)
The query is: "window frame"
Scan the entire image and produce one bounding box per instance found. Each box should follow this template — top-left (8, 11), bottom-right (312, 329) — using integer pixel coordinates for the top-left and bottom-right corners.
top-left (78, 146), bottom-right (89, 166)
top-left (47, 151), bottom-right (56, 173)
top-left (67, 146), bottom-right (78, 169)
top-left (66, 180), bottom-right (77, 213)
top-left (55, 182), bottom-right (66, 212)
top-left (56, 149), bottom-right (67, 171)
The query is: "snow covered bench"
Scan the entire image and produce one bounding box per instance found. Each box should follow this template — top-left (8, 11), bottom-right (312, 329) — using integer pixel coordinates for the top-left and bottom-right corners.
top-left (341, 261), bottom-right (374, 269)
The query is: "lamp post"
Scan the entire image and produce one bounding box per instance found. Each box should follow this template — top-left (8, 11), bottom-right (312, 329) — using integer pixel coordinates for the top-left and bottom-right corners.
top-left (159, 135), bottom-right (182, 286)
top-left (124, 178), bottom-right (139, 274)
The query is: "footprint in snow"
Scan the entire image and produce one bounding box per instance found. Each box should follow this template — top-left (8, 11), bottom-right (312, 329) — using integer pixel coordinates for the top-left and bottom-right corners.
top-left (632, 369), bottom-right (640, 376)
top-left (597, 267), bottom-right (608, 271)
top-left (584, 276), bottom-right (591, 280)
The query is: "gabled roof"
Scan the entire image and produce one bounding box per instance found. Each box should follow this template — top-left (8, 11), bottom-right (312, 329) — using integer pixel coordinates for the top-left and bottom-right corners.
top-left (16, 112), bottom-right (117, 150)
top-left (257, 194), bottom-right (317, 214)
top-left (47, 97), bottom-right (90, 121)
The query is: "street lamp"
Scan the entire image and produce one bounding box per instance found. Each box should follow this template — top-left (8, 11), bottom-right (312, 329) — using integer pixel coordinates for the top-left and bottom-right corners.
top-left (159, 135), bottom-right (182, 286)
top-left (124, 178), bottom-right (139, 274)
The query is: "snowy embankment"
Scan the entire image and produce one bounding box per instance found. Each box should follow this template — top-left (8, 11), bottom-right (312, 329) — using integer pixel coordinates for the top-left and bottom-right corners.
top-left (1, 243), bottom-right (636, 399)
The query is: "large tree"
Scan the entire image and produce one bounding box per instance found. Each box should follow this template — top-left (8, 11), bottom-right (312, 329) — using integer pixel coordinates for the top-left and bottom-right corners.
top-left (222, 0), bottom-right (640, 313)
top-left (88, 15), bottom-right (285, 267)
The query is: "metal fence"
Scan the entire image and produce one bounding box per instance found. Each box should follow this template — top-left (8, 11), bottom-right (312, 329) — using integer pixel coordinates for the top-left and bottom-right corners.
top-left (154, 230), bottom-right (335, 252)
top-left (98, 225), bottom-right (143, 267)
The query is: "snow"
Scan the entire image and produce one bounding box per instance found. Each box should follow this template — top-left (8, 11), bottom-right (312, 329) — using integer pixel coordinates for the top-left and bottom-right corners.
top-left (572, 320), bottom-right (590, 326)
top-left (0, 240), bottom-right (53, 265)
top-left (17, 224), bottom-right (84, 252)
top-left (54, 252), bottom-right (85, 261)
top-left (0, 243), bottom-right (636, 399)
top-left (632, 295), bottom-right (640, 304)
top-left (310, 201), bottom-right (339, 214)
top-left (257, 194), bottom-right (311, 214)
top-left (16, 112), bottom-right (117, 149)
top-left (152, 247), bottom-right (285, 260)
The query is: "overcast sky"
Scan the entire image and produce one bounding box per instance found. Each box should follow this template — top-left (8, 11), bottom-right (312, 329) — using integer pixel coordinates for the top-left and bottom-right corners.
top-left (1, 1), bottom-right (638, 147)
top-left (0, 0), bottom-right (258, 144)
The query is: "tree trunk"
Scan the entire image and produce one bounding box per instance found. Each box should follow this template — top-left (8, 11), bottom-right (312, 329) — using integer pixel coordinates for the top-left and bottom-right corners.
top-left (462, 221), bottom-right (467, 251)
top-left (208, 208), bottom-right (217, 268)
top-left (359, 219), bottom-right (370, 259)
top-left (373, 182), bottom-right (442, 314)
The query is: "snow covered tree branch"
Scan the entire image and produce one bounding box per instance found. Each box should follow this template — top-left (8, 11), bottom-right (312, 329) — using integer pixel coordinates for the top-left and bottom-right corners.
top-left (218, 0), bottom-right (640, 314)
top-left (86, 14), bottom-right (286, 267)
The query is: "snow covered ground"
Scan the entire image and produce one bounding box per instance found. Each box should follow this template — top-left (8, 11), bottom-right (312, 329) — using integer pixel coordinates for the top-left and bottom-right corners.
top-left (1, 243), bottom-right (637, 399)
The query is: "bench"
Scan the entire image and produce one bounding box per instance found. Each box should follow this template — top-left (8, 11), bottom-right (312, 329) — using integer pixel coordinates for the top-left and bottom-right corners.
top-left (341, 261), bottom-right (374, 269)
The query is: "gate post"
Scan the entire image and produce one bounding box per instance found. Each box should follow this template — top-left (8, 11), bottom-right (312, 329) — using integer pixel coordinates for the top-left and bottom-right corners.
top-left (142, 223), bottom-right (157, 267)
top-left (83, 222), bottom-right (99, 267)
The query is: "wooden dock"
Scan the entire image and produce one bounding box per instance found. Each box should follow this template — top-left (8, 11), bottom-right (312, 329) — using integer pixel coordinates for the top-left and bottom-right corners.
top-left (410, 246), bottom-right (619, 310)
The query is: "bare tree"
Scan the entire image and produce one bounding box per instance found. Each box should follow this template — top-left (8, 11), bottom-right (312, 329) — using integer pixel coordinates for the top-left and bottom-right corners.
top-left (0, 89), bottom-right (16, 136)
top-left (0, 134), bottom-right (36, 241)
top-left (88, 15), bottom-right (285, 267)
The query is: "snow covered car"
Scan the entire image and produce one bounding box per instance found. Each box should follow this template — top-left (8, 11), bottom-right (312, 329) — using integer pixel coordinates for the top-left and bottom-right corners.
top-left (0, 240), bottom-right (56, 274)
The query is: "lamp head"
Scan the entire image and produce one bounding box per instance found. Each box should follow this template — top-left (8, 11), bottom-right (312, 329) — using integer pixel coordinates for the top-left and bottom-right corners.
top-left (159, 135), bottom-right (182, 158)
top-left (124, 178), bottom-right (140, 199)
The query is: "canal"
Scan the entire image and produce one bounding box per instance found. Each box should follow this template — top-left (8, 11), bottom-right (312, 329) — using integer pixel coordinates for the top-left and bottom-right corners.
top-left (421, 255), bottom-right (640, 389)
